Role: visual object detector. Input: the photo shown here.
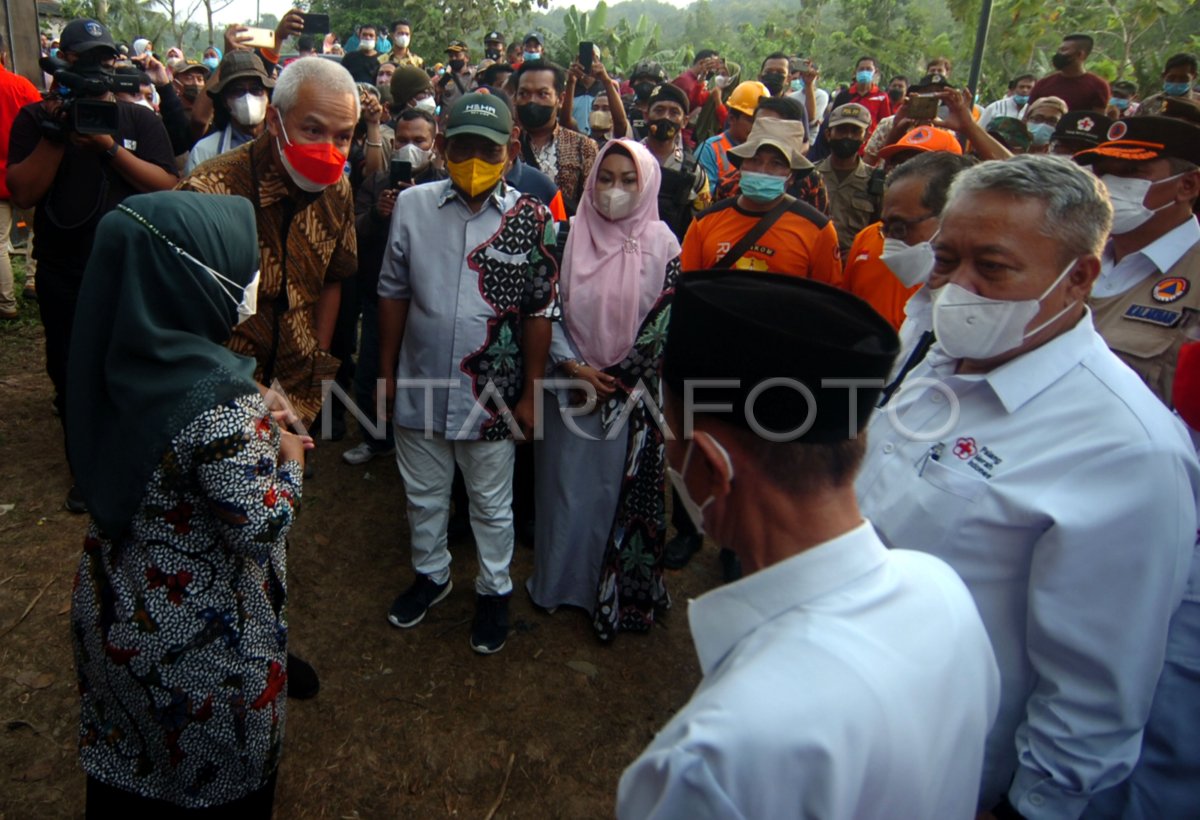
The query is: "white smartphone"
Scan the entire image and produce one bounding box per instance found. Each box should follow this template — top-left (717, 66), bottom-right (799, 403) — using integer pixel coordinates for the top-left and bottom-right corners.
top-left (241, 27), bottom-right (276, 50)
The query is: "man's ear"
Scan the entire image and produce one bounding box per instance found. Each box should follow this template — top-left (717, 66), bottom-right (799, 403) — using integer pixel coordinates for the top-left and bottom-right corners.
top-left (508, 129), bottom-right (520, 163)
top-left (265, 105), bottom-right (281, 139)
top-left (690, 430), bottom-right (734, 504)
top-left (1067, 255), bottom-right (1102, 300)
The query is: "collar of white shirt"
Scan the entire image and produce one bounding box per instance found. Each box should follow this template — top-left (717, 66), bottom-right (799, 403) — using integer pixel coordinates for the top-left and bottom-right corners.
top-left (926, 308), bottom-right (1099, 415)
top-left (687, 520), bottom-right (887, 677)
top-left (1102, 215), bottom-right (1200, 276)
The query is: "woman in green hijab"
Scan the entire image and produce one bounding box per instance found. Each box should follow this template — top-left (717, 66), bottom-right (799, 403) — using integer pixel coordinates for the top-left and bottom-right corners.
top-left (66, 191), bottom-right (308, 815)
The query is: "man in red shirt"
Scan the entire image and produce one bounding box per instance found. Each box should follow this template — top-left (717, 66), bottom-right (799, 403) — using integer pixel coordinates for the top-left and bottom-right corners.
top-left (829, 55), bottom-right (893, 131)
top-left (1029, 34), bottom-right (1110, 112)
top-left (0, 34), bottom-right (41, 319)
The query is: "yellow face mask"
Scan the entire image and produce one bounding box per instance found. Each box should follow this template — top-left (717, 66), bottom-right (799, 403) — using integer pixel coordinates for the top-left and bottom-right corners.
top-left (447, 156), bottom-right (506, 198)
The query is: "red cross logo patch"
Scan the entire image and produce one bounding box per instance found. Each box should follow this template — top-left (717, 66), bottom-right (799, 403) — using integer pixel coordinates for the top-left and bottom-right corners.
top-left (954, 437), bottom-right (977, 459)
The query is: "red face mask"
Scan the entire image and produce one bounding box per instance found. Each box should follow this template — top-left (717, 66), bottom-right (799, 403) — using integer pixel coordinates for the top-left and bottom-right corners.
top-left (275, 117), bottom-right (347, 190)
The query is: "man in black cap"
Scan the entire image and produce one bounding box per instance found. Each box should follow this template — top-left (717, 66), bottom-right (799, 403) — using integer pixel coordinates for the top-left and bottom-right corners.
top-left (1048, 110), bottom-right (1110, 156)
top-left (641, 81), bottom-right (709, 240)
top-left (520, 32), bottom-right (544, 65)
top-left (1075, 115), bottom-right (1200, 407)
top-left (483, 31), bottom-right (505, 63)
top-left (438, 40), bottom-right (474, 111)
top-left (617, 272), bottom-right (999, 818)
top-left (7, 17), bottom-right (178, 511)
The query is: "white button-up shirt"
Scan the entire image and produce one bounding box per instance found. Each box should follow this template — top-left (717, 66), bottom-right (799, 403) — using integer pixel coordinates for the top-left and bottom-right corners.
top-left (617, 521), bottom-right (1000, 820)
top-left (1095, 215), bottom-right (1200, 298)
top-left (857, 312), bottom-right (1200, 818)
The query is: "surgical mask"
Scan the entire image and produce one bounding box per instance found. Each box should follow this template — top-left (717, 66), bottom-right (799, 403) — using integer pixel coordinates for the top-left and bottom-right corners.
top-left (412, 95), bottom-right (436, 113)
top-left (447, 156), bottom-right (505, 198)
top-left (932, 257), bottom-right (1079, 360)
top-left (1164, 81), bottom-right (1192, 97)
top-left (49, 47), bottom-right (59, 58)
top-left (594, 187), bottom-right (636, 220)
top-left (881, 238), bottom-right (935, 288)
top-left (229, 92), bottom-right (267, 127)
top-left (135, 98), bottom-right (154, 110)
top-left (790, 78), bottom-right (804, 93)
top-left (523, 51), bottom-right (541, 62)
top-left (517, 102), bottom-right (555, 129)
top-left (829, 137), bottom-right (863, 159)
top-left (589, 110), bottom-right (613, 131)
top-left (203, 56), bottom-right (220, 71)
top-left (1102, 172), bottom-right (1186, 234)
top-left (1028, 122), bottom-right (1055, 147)
top-left (1109, 96), bottom-right (1129, 110)
top-left (740, 171), bottom-right (787, 203)
top-left (1013, 94), bottom-right (1029, 106)
top-left (394, 34), bottom-right (411, 48)
top-left (275, 117), bottom-right (347, 192)
top-left (647, 117), bottom-right (679, 142)
top-left (393, 142), bottom-right (432, 173)
top-left (855, 70), bottom-right (874, 87)
top-left (359, 38), bottom-right (376, 52)
top-left (665, 438), bottom-right (734, 536)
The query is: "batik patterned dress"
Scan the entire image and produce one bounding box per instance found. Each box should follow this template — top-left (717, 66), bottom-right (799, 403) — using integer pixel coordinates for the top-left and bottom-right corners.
top-left (72, 393), bottom-right (301, 808)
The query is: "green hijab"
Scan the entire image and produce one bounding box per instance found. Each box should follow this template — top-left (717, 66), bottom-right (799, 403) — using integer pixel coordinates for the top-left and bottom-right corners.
top-left (67, 191), bottom-right (261, 538)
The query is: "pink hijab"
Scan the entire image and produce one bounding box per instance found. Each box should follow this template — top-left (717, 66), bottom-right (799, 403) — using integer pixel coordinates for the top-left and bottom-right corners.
top-left (562, 139), bottom-right (681, 370)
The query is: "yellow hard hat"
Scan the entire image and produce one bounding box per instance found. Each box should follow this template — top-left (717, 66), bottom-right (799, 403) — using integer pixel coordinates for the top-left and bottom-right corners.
top-left (726, 80), bottom-right (770, 116)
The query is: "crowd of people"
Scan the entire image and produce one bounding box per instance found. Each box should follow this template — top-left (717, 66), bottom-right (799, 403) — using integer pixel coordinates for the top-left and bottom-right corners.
top-left (2, 9), bottom-right (1199, 818)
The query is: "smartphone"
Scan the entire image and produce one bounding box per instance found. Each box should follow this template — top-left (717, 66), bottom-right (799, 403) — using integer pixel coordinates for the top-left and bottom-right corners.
top-left (579, 41), bottom-right (594, 72)
top-left (907, 94), bottom-right (938, 120)
top-left (302, 13), bottom-right (330, 34)
top-left (390, 158), bottom-right (412, 188)
top-left (241, 27), bottom-right (276, 50)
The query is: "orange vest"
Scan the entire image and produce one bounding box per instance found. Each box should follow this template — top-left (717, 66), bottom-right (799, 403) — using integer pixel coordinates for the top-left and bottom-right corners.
top-left (842, 222), bottom-right (920, 329)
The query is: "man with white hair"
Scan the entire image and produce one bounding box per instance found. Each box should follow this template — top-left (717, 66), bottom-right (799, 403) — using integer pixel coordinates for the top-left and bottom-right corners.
top-left (855, 155), bottom-right (1200, 818)
top-left (179, 56), bottom-right (360, 699)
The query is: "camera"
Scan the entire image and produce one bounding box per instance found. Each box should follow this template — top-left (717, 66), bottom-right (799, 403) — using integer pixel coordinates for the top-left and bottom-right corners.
top-left (38, 55), bottom-right (121, 137)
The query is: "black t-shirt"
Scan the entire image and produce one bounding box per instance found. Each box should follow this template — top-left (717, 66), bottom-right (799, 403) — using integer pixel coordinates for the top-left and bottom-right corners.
top-left (8, 99), bottom-right (177, 275)
top-left (340, 51), bottom-right (381, 84)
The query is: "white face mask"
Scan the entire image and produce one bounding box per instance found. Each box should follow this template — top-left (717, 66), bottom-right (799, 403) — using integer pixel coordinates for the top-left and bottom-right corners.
top-left (228, 92), bottom-right (267, 127)
top-left (359, 38), bottom-right (376, 52)
top-left (412, 95), bottom-right (436, 114)
top-left (665, 438), bottom-right (734, 536)
top-left (881, 237), bottom-right (935, 288)
top-left (1102, 173), bottom-right (1185, 235)
top-left (933, 257), bottom-right (1079, 361)
top-left (394, 34), bottom-right (411, 48)
top-left (393, 142), bottom-right (432, 172)
top-left (204, 266), bottom-right (261, 324)
top-left (135, 97), bottom-right (154, 111)
top-left (594, 187), bottom-right (636, 221)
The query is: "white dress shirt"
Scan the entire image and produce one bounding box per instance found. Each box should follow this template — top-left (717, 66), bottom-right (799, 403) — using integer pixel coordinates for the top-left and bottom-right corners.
top-left (617, 521), bottom-right (1000, 820)
top-left (978, 96), bottom-right (1028, 130)
top-left (856, 312), bottom-right (1200, 818)
top-left (1094, 215), bottom-right (1200, 298)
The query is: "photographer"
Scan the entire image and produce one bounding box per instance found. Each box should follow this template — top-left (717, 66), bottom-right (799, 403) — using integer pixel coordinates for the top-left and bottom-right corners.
top-left (6, 17), bottom-right (177, 512)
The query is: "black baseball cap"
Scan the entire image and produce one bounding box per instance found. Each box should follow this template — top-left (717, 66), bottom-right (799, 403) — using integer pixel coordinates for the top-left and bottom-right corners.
top-left (1074, 115), bottom-right (1200, 165)
top-left (484, 31), bottom-right (504, 43)
top-left (59, 19), bottom-right (117, 56)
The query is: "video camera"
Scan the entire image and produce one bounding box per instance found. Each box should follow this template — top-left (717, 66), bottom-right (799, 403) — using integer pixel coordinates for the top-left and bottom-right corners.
top-left (38, 55), bottom-right (122, 137)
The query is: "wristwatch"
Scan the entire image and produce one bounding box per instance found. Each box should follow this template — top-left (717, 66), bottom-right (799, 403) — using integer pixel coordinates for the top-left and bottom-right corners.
top-left (103, 142), bottom-right (121, 161)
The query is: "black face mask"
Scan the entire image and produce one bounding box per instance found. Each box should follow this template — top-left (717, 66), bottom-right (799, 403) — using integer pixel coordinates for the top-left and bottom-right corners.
top-left (647, 117), bottom-right (680, 142)
top-left (633, 81), bottom-right (656, 101)
top-left (829, 137), bottom-right (863, 159)
top-left (887, 87), bottom-right (905, 103)
top-left (1051, 52), bottom-right (1072, 70)
top-left (449, 59), bottom-right (466, 73)
top-left (760, 71), bottom-right (786, 95)
top-left (517, 102), bottom-right (555, 129)
top-left (485, 48), bottom-right (501, 61)
top-left (181, 84), bottom-right (200, 101)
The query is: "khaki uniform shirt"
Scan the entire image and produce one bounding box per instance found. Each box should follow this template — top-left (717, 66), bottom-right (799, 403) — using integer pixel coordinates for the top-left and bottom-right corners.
top-left (816, 157), bottom-right (878, 255)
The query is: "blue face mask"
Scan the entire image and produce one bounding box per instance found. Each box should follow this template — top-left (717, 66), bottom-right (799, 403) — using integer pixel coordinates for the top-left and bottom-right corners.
top-left (1013, 94), bottom-right (1030, 106)
top-left (1028, 122), bottom-right (1055, 147)
top-left (1109, 96), bottom-right (1130, 110)
top-left (203, 56), bottom-right (220, 71)
top-left (740, 171), bottom-right (788, 203)
top-left (1164, 81), bottom-right (1192, 97)
top-left (524, 51), bottom-right (540, 62)
top-left (790, 78), bottom-right (803, 93)
top-left (49, 47), bottom-right (59, 58)
top-left (855, 70), bottom-right (874, 87)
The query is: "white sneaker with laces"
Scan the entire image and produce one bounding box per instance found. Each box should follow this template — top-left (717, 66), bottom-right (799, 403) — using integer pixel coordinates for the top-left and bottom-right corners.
top-left (342, 442), bottom-right (392, 465)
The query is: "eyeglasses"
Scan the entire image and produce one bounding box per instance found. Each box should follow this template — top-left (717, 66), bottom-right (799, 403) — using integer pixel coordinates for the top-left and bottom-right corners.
top-left (881, 213), bottom-right (936, 241)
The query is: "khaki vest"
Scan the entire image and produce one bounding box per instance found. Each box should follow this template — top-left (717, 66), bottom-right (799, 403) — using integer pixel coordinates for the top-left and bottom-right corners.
top-left (1090, 240), bottom-right (1200, 407)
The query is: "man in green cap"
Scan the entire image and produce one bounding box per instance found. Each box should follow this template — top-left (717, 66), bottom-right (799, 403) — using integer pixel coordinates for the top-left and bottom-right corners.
top-left (378, 92), bottom-right (558, 655)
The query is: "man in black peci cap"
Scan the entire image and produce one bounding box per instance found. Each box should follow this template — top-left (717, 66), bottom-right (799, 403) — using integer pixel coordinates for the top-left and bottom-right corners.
top-left (617, 271), bottom-right (999, 818)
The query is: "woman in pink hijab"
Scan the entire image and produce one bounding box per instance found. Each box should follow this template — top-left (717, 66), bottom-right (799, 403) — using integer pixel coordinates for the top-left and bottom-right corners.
top-left (529, 139), bottom-right (681, 641)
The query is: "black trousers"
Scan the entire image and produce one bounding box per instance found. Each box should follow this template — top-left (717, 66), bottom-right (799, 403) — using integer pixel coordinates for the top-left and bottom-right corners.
top-left (35, 265), bottom-right (80, 455)
top-left (86, 770), bottom-right (277, 818)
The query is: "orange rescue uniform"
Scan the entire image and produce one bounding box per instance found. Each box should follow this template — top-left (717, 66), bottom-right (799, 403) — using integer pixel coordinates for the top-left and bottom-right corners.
top-left (842, 221), bottom-right (919, 329)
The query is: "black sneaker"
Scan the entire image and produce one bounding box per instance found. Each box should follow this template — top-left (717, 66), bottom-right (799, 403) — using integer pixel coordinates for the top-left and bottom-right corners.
top-left (387, 574), bottom-right (452, 628)
top-left (286, 652), bottom-right (320, 700)
top-left (663, 533), bottom-right (703, 569)
top-left (470, 593), bottom-right (510, 654)
top-left (65, 485), bottom-right (87, 514)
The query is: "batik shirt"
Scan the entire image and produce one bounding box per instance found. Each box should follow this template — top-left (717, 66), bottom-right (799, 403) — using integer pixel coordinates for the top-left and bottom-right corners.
top-left (379, 179), bottom-right (559, 441)
top-left (72, 393), bottom-right (301, 808)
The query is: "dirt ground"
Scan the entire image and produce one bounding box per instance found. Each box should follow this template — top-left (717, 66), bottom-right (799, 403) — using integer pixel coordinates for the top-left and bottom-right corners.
top-left (0, 262), bottom-right (723, 818)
